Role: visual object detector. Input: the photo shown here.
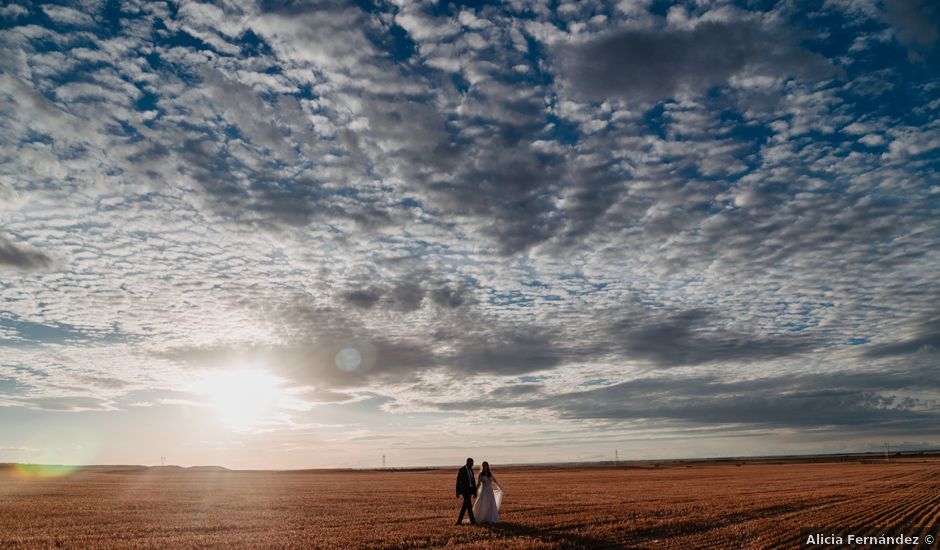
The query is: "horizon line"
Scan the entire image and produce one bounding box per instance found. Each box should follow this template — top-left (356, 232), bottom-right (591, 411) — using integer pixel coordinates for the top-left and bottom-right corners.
top-left (5, 447), bottom-right (940, 473)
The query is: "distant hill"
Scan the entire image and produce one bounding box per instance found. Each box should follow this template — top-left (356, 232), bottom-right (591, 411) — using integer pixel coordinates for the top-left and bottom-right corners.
top-left (183, 465), bottom-right (231, 472)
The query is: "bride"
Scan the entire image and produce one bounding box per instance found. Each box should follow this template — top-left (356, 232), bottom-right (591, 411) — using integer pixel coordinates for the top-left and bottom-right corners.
top-left (472, 461), bottom-right (503, 524)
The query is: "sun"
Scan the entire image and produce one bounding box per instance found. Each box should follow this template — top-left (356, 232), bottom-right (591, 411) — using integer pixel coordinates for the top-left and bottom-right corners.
top-left (197, 368), bottom-right (284, 431)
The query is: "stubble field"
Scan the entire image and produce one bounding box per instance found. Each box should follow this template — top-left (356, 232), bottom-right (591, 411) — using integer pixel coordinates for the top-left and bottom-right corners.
top-left (1, 459), bottom-right (938, 549)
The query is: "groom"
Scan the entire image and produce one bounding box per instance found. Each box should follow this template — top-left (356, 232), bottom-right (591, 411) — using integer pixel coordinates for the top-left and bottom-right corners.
top-left (455, 457), bottom-right (477, 525)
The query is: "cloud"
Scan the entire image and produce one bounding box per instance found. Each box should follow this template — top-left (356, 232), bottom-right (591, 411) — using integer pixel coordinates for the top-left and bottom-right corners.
top-left (556, 19), bottom-right (835, 101)
top-left (864, 313), bottom-right (940, 358)
top-left (341, 288), bottom-right (383, 309)
top-left (0, 0), bottom-right (938, 464)
top-left (0, 233), bottom-right (55, 270)
top-left (154, 298), bottom-right (580, 388)
top-left (467, 365), bottom-right (940, 434)
top-left (608, 309), bottom-right (815, 367)
top-left (429, 284), bottom-right (473, 309)
top-left (340, 280), bottom-right (427, 312)
top-left (0, 5), bottom-right (29, 20)
top-left (553, 378), bottom-right (938, 430)
top-left (387, 281), bottom-right (425, 312)
top-left (156, 338), bottom-right (437, 390)
top-left (884, 0), bottom-right (940, 60)
top-left (0, 395), bottom-right (115, 412)
top-left (0, 445), bottom-right (37, 452)
top-left (447, 327), bottom-right (573, 376)
top-left (41, 5), bottom-right (96, 28)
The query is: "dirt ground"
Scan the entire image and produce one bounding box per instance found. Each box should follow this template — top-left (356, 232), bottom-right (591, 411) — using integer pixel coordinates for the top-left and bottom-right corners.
top-left (1, 459), bottom-right (937, 548)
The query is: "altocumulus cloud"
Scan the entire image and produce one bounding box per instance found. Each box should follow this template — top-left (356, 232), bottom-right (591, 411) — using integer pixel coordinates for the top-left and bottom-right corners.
top-left (0, 233), bottom-right (55, 271)
top-left (556, 18), bottom-right (836, 101)
top-left (0, 0), bottom-right (938, 463)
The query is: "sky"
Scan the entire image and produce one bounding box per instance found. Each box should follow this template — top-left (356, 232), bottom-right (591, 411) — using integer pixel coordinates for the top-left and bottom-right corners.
top-left (0, 0), bottom-right (938, 470)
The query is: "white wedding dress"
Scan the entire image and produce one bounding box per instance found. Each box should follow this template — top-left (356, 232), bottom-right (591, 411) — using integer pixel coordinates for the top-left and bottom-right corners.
top-left (472, 474), bottom-right (503, 524)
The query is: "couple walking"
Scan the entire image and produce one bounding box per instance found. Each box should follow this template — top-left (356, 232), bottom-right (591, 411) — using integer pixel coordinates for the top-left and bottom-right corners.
top-left (455, 457), bottom-right (503, 525)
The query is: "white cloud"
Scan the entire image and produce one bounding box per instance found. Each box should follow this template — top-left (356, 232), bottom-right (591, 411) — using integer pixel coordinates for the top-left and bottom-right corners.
top-left (41, 5), bottom-right (96, 27)
top-left (859, 133), bottom-right (886, 146)
top-left (0, 0), bottom-right (937, 466)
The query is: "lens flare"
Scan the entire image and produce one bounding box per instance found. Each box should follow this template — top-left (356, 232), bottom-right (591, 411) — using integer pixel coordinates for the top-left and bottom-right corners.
top-left (332, 341), bottom-right (376, 373)
top-left (335, 346), bottom-right (362, 371)
top-left (13, 463), bottom-right (82, 479)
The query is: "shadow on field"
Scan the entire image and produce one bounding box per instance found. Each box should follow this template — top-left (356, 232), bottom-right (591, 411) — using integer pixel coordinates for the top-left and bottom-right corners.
top-left (482, 522), bottom-right (618, 549)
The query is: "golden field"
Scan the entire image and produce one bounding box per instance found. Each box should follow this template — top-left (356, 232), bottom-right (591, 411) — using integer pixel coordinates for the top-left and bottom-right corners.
top-left (1, 459), bottom-right (938, 549)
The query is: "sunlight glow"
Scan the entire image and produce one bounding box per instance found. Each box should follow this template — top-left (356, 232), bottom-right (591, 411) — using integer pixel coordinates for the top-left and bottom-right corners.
top-left (197, 368), bottom-right (285, 431)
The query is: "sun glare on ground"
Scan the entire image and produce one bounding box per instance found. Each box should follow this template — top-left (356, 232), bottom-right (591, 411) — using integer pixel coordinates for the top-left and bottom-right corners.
top-left (196, 368), bottom-right (285, 431)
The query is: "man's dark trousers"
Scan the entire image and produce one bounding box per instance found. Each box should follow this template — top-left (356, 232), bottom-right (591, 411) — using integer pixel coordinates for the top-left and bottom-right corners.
top-left (457, 493), bottom-right (476, 524)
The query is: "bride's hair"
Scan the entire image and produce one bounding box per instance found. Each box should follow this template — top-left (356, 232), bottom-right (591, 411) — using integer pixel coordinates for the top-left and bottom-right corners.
top-left (480, 461), bottom-right (492, 477)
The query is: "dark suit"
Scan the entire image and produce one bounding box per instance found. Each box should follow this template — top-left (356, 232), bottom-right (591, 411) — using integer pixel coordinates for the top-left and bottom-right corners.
top-left (455, 465), bottom-right (477, 524)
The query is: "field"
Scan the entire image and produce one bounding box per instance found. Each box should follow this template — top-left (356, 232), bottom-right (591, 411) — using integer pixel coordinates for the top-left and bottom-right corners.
top-left (1, 458), bottom-right (938, 549)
